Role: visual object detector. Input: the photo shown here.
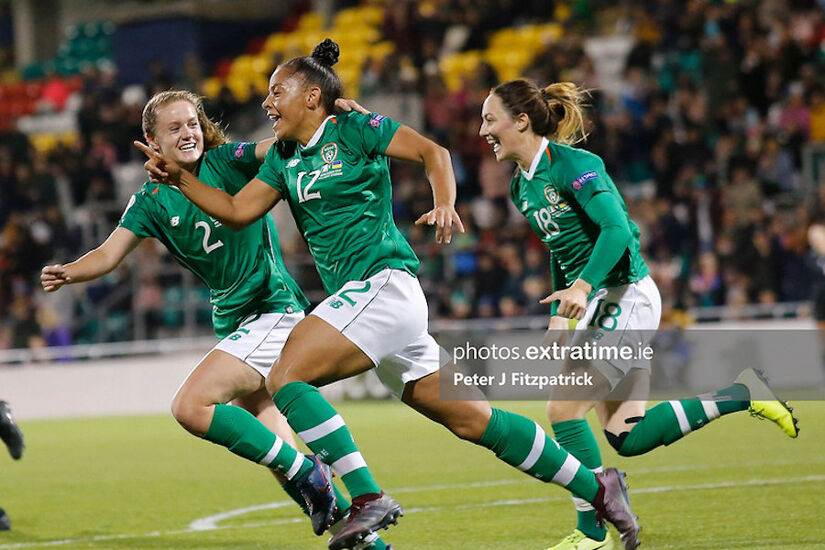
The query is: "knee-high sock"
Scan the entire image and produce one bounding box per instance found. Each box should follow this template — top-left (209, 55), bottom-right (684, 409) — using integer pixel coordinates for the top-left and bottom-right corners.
top-left (478, 409), bottom-right (600, 502)
top-left (274, 382), bottom-right (381, 497)
top-left (553, 419), bottom-right (606, 541)
top-left (612, 383), bottom-right (749, 456)
top-left (204, 404), bottom-right (312, 480)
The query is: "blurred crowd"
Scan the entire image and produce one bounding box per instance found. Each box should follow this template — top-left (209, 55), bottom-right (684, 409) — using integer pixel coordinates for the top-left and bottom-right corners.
top-left (3, 0), bottom-right (825, 349)
top-left (370, 0), bottom-right (825, 321)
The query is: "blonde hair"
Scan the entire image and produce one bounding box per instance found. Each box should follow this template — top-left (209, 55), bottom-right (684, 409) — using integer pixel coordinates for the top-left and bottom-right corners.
top-left (492, 79), bottom-right (590, 145)
top-left (141, 90), bottom-right (228, 149)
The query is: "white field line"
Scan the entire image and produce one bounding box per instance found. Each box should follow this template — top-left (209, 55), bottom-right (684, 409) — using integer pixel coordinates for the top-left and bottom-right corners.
top-left (1, 473), bottom-right (823, 549)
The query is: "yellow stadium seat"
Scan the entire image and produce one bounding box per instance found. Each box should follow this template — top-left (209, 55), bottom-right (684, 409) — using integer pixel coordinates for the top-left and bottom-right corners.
top-left (31, 133), bottom-right (57, 153)
top-left (264, 33), bottom-right (288, 56)
top-left (370, 41), bottom-right (395, 59)
top-left (252, 54), bottom-right (273, 76)
top-left (226, 76), bottom-right (252, 103)
top-left (201, 77), bottom-right (223, 98)
top-left (298, 12), bottom-right (324, 31)
top-left (230, 55), bottom-right (255, 79)
top-left (252, 74), bottom-right (269, 96)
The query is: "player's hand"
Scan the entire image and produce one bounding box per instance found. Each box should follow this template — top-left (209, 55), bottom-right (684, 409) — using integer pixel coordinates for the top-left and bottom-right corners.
top-left (415, 204), bottom-right (465, 244)
top-left (334, 97), bottom-right (370, 115)
top-left (41, 264), bottom-right (71, 292)
top-left (540, 279), bottom-right (592, 319)
top-left (133, 141), bottom-right (182, 185)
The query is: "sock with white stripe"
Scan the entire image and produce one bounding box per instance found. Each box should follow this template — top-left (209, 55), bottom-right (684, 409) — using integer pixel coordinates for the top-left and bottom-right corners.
top-left (612, 384), bottom-right (750, 456)
top-left (552, 419), bottom-right (606, 542)
top-left (204, 404), bottom-right (313, 480)
top-left (274, 382), bottom-right (381, 497)
top-left (478, 409), bottom-right (599, 501)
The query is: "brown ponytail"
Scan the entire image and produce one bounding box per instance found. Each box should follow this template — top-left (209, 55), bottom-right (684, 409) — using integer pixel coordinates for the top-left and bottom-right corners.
top-left (492, 79), bottom-right (590, 145)
top-left (142, 90), bottom-right (228, 150)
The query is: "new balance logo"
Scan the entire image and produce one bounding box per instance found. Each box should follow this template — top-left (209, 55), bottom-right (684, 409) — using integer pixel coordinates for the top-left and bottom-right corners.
top-left (170, 216), bottom-right (180, 227)
top-left (287, 158), bottom-right (301, 168)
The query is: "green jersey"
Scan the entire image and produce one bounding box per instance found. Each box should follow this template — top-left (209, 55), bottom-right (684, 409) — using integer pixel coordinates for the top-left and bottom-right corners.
top-left (256, 112), bottom-right (419, 294)
top-left (119, 141), bottom-right (308, 339)
top-left (511, 138), bottom-right (649, 290)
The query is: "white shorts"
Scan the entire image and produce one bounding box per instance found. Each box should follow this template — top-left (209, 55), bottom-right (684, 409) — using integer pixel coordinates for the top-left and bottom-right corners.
top-left (311, 268), bottom-right (444, 397)
top-left (572, 274), bottom-right (662, 388)
top-left (213, 311), bottom-right (305, 378)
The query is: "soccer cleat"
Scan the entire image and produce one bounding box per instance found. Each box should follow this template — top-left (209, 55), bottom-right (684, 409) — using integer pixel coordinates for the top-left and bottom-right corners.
top-left (295, 455), bottom-right (337, 536)
top-left (734, 368), bottom-right (799, 438)
top-left (592, 469), bottom-right (640, 550)
top-left (327, 492), bottom-right (402, 550)
top-left (546, 529), bottom-right (616, 549)
top-left (0, 507), bottom-right (9, 531)
top-left (0, 401), bottom-right (24, 460)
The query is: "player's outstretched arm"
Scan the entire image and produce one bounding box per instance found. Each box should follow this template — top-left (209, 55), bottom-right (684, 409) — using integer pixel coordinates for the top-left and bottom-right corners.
top-left (41, 227), bottom-right (141, 292)
top-left (384, 126), bottom-right (465, 244)
top-left (133, 140), bottom-right (280, 231)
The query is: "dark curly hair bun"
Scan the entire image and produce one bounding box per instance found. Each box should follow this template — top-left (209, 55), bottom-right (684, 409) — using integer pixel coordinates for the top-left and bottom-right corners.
top-left (311, 39), bottom-right (340, 67)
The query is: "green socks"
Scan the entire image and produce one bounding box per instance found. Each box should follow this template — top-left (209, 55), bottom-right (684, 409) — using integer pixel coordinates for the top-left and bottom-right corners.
top-left (204, 404), bottom-right (312, 480)
top-left (478, 409), bottom-right (600, 502)
top-left (207, 403), bottom-right (388, 546)
top-left (612, 383), bottom-right (750, 456)
top-left (274, 382), bottom-right (381, 497)
top-left (553, 419), bottom-right (606, 542)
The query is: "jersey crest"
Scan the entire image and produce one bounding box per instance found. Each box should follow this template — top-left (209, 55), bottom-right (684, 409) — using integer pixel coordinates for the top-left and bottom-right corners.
top-left (544, 186), bottom-right (560, 204)
top-left (321, 142), bottom-right (338, 164)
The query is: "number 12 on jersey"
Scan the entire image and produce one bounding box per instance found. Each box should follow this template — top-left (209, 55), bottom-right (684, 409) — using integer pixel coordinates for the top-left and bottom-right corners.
top-left (296, 170), bottom-right (322, 203)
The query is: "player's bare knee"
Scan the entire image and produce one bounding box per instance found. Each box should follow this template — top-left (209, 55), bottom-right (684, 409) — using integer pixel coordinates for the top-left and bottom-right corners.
top-left (170, 393), bottom-right (209, 436)
top-left (448, 416), bottom-right (486, 442)
top-left (265, 370), bottom-right (285, 396)
top-left (547, 400), bottom-right (583, 423)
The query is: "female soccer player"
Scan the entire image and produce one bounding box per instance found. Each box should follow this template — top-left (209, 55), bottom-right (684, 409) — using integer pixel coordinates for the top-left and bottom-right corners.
top-left (40, 90), bottom-right (396, 548)
top-left (479, 78), bottom-right (799, 550)
top-left (137, 40), bottom-right (642, 550)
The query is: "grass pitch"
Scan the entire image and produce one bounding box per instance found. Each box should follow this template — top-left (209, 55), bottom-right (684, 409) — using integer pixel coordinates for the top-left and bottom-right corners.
top-left (0, 400), bottom-right (823, 549)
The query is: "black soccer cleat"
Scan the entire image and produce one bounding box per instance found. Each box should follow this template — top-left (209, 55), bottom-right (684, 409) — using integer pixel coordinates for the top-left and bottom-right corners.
top-left (0, 401), bottom-right (24, 460)
top-left (328, 492), bottom-right (402, 550)
top-left (0, 507), bottom-right (9, 531)
top-left (593, 468), bottom-right (641, 549)
top-left (295, 455), bottom-right (337, 536)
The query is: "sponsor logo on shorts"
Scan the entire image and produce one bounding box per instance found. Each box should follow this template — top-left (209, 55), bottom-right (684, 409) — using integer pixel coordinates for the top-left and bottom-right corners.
top-left (369, 113), bottom-right (386, 127)
top-left (234, 142), bottom-right (249, 158)
top-left (321, 142), bottom-right (339, 164)
top-left (572, 170), bottom-right (598, 190)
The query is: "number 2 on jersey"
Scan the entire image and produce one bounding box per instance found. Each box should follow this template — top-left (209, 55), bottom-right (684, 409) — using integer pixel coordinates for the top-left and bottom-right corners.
top-left (296, 170), bottom-right (322, 203)
top-left (194, 221), bottom-right (224, 254)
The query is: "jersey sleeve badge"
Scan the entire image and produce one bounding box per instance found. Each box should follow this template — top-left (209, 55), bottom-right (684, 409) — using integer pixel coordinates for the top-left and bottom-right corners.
top-left (369, 113), bottom-right (386, 127)
top-left (234, 142), bottom-right (249, 158)
top-left (571, 170), bottom-right (598, 190)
